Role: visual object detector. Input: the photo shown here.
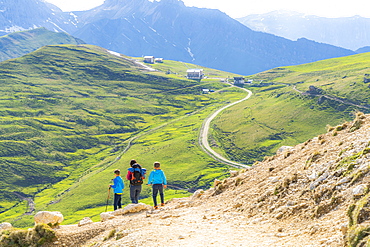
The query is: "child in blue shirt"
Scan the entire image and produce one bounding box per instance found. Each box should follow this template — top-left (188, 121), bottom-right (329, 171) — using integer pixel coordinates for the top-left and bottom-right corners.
top-left (110, 169), bottom-right (124, 210)
top-left (147, 162), bottom-right (167, 209)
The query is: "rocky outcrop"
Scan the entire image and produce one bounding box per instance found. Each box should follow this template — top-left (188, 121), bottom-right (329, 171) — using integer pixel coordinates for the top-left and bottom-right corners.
top-left (101, 203), bottom-right (151, 222)
top-left (0, 222), bottom-right (12, 230)
top-left (34, 211), bottom-right (64, 226)
top-left (78, 217), bottom-right (93, 227)
top-left (307, 85), bottom-right (323, 95)
top-left (201, 112), bottom-right (370, 246)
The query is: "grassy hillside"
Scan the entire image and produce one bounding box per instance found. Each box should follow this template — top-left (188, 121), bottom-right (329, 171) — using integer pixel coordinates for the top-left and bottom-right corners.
top-left (211, 53), bottom-right (370, 164)
top-left (0, 28), bottom-right (84, 62)
top-left (0, 44), bottom-right (244, 227)
top-left (4, 43), bottom-right (369, 228)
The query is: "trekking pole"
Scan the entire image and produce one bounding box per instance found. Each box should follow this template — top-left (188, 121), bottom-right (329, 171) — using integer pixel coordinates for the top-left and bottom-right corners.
top-left (105, 186), bottom-right (111, 212)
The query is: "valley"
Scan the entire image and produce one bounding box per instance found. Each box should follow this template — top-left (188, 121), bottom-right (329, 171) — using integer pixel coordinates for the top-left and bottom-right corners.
top-left (1, 45), bottom-right (369, 230)
top-left (0, 44), bottom-right (245, 227)
top-left (0, 1), bottom-right (370, 246)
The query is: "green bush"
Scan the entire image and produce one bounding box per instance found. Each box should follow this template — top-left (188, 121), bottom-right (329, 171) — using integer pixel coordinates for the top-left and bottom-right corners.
top-left (0, 223), bottom-right (56, 247)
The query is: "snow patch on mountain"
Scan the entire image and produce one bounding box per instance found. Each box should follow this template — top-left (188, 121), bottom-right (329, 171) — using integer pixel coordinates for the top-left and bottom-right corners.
top-left (0, 25), bottom-right (27, 33)
top-left (107, 50), bottom-right (121, 57)
top-left (186, 38), bottom-right (195, 61)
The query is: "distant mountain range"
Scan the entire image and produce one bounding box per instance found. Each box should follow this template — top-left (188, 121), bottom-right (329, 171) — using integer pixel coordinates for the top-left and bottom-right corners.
top-left (237, 11), bottom-right (370, 51)
top-left (0, 28), bottom-right (84, 62)
top-left (0, 0), bottom-right (77, 35)
top-left (0, 0), bottom-right (359, 75)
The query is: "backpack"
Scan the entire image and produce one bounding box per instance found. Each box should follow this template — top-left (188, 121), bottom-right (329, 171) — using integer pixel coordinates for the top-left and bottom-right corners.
top-left (130, 163), bottom-right (144, 186)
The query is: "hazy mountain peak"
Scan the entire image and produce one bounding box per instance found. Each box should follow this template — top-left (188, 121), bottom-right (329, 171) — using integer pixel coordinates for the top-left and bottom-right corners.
top-left (102, 0), bottom-right (147, 6)
top-left (0, 0), bottom-right (77, 35)
top-left (158, 0), bottom-right (185, 6)
top-left (237, 12), bottom-right (370, 50)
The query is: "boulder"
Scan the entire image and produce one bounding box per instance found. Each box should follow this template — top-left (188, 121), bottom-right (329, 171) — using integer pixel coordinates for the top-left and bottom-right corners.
top-left (229, 170), bottom-right (239, 177)
top-left (352, 184), bottom-right (367, 196)
top-left (192, 189), bottom-right (204, 200)
top-left (78, 217), bottom-right (93, 227)
top-left (337, 177), bottom-right (349, 185)
top-left (339, 224), bottom-right (348, 234)
top-left (310, 171), bottom-right (329, 190)
top-left (34, 211), bottom-right (63, 226)
top-left (112, 203), bottom-right (151, 216)
top-left (213, 179), bottom-right (222, 187)
top-left (276, 146), bottom-right (293, 155)
top-left (269, 176), bottom-right (280, 183)
top-left (100, 212), bottom-right (115, 222)
top-left (0, 222), bottom-right (12, 230)
top-left (122, 203), bottom-right (151, 214)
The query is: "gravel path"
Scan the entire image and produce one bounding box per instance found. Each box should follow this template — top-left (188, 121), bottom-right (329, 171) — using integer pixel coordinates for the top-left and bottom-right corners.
top-left (199, 85), bottom-right (252, 168)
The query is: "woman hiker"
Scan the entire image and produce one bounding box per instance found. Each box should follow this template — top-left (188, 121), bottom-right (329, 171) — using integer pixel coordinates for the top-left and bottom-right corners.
top-left (126, 159), bottom-right (146, 204)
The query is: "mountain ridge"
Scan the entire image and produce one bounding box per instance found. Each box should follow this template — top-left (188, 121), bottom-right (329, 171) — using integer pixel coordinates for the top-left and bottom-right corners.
top-left (0, 27), bottom-right (85, 62)
top-left (237, 11), bottom-right (370, 51)
top-left (0, 0), bottom-right (77, 35)
top-left (71, 0), bottom-right (355, 75)
top-left (0, 0), bottom-right (356, 75)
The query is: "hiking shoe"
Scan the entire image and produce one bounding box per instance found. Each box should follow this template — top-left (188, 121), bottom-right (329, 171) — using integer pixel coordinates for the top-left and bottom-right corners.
top-left (161, 203), bottom-right (165, 206)
top-left (154, 206), bottom-right (159, 210)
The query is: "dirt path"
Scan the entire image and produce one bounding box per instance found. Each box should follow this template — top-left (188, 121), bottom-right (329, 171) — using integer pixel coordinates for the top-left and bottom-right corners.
top-left (48, 190), bottom-right (339, 247)
top-left (12, 192), bottom-right (35, 215)
top-left (199, 85), bottom-right (252, 169)
top-left (48, 194), bottom-right (334, 247)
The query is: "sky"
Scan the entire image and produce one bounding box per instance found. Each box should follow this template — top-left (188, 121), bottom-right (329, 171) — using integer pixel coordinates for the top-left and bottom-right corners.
top-left (45, 0), bottom-right (370, 18)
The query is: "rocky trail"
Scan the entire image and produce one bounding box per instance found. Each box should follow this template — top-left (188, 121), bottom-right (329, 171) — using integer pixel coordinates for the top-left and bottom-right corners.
top-left (47, 197), bottom-right (321, 247)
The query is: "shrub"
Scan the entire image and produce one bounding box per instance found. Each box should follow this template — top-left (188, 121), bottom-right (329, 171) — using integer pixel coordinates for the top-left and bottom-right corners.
top-left (103, 229), bottom-right (116, 241)
top-left (0, 223), bottom-right (55, 247)
top-left (349, 112), bottom-right (365, 132)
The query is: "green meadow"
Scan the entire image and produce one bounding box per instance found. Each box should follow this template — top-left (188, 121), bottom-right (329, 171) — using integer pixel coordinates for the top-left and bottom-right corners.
top-left (0, 44), bottom-right (244, 227)
top-left (211, 53), bottom-right (370, 164)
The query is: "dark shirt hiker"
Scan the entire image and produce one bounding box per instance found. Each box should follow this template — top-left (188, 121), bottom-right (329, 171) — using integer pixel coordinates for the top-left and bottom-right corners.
top-left (110, 169), bottom-right (124, 211)
top-left (147, 162), bottom-right (167, 209)
top-left (126, 159), bottom-right (146, 204)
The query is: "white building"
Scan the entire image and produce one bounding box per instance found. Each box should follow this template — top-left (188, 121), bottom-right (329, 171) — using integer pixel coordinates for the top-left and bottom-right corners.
top-left (187, 69), bottom-right (204, 80)
top-left (144, 56), bottom-right (155, 63)
top-left (233, 77), bottom-right (245, 84)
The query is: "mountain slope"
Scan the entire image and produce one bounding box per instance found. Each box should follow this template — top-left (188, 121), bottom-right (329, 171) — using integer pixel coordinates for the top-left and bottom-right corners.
top-left (237, 11), bottom-right (370, 50)
top-left (0, 28), bottom-right (85, 62)
top-left (0, 44), bottom-right (244, 227)
top-left (71, 0), bottom-right (355, 75)
top-left (4, 113), bottom-right (369, 246)
top-left (211, 52), bottom-right (370, 164)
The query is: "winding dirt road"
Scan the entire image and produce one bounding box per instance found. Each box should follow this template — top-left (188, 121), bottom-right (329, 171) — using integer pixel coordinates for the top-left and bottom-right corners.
top-left (199, 85), bottom-right (253, 168)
